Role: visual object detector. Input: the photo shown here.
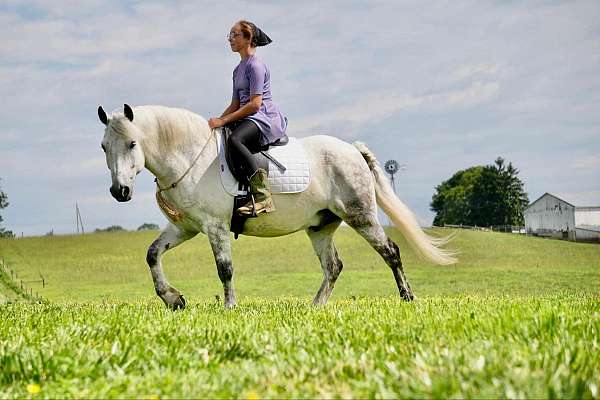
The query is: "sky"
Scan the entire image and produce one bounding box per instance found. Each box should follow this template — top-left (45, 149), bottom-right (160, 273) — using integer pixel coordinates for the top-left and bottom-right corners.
top-left (1, 0), bottom-right (599, 236)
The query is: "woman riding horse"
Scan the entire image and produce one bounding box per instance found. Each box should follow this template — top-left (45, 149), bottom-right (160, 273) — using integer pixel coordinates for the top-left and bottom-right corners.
top-left (208, 20), bottom-right (287, 216)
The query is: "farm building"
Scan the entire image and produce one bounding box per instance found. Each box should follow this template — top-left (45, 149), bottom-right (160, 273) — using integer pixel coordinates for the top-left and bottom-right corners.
top-left (524, 192), bottom-right (600, 242)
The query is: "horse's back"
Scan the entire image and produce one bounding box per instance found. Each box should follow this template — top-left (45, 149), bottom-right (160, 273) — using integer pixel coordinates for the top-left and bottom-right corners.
top-left (240, 134), bottom-right (372, 237)
top-left (299, 134), bottom-right (372, 178)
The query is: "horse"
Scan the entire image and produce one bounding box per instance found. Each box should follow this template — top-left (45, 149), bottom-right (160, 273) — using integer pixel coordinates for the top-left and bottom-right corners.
top-left (98, 104), bottom-right (456, 309)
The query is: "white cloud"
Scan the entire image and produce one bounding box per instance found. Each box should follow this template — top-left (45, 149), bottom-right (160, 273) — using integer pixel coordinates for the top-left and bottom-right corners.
top-left (454, 63), bottom-right (502, 81)
top-left (574, 155), bottom-right (600, 170)
top-left (289, 81), bottom-right (501, 137)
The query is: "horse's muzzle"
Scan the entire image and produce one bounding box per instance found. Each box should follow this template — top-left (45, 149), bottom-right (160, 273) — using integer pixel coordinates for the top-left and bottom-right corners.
top-left (110, 184), bottom-right (132, 202)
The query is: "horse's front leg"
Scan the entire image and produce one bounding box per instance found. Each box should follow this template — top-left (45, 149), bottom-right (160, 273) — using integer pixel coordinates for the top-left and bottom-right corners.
top-left (146, 223), bottom-right (196, 310)
top-left (207, 223), bottom-right (236, 308)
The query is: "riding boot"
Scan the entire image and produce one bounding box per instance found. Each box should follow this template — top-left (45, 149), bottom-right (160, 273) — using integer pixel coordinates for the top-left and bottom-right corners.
top-left (238, 168), bottom-right (276, 216)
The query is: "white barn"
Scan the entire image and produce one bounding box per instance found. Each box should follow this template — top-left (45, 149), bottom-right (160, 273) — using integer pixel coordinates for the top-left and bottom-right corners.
top-left (524, 192), bottom-right (600, 242)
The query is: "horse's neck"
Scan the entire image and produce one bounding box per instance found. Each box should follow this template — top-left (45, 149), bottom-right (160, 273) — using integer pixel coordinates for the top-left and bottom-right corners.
top-left (138, 106), bottom-right (216, 186)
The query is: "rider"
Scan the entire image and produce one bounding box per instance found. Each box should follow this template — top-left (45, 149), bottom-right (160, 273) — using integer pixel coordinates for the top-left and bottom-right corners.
top-left (208, 20), bottom-right (287, 216)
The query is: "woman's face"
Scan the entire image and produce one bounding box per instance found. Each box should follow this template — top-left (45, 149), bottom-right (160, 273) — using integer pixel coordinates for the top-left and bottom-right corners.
top-left (228, 24), bottom-right (250, 52)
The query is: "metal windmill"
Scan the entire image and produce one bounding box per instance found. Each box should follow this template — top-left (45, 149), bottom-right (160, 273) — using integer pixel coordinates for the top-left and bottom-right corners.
top-left (384, 159), bottom-right (406, 194)
top-left (382, 160), bottom-right (406, 226)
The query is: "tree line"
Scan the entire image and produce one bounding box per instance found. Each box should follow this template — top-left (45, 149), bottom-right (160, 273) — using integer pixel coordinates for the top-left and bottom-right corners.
top-left (430, 157), bottom-right (529, 227)
top-left (94, 223), bottom-right (160, 233)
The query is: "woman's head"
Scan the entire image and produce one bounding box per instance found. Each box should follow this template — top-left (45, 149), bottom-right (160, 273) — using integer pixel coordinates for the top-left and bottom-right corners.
top-left (228, 20), bottom-right (255, 52)
top-left (228, 20), bottom-right (272, 52)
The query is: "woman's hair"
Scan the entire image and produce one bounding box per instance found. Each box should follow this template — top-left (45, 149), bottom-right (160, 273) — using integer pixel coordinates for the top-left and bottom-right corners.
top-left (237, 20), bottom-right (256, 47)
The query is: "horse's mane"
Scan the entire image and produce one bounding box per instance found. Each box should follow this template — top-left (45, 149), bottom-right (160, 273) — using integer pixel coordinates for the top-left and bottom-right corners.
top-left (108, 105), bottom-right (209, 153)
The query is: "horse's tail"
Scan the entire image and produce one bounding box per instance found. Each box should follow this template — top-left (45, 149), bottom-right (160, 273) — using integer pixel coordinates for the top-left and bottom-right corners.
top-left (353, 141), bottom-right (457, 265)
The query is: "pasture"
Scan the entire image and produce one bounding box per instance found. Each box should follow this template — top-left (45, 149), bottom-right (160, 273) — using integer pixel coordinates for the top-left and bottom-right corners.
top-left (1, 228), bottom-right (599, 398)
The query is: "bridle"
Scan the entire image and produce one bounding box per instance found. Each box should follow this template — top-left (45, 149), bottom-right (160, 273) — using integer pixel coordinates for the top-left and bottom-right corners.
top-left (154, 128), bottom-right (218, 221)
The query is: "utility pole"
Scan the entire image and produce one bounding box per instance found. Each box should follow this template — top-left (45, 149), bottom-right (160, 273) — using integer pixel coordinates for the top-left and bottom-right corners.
top-left (75, 203), bottom-right (85, 234)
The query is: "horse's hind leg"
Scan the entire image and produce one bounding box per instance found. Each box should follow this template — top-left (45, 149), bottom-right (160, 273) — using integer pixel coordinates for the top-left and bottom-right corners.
top-left (341, 207), bottom-right (414, 301)
top-left (306, 213), bottom-right (343, 305)
top-left (146, 223), bottom-right (196, 309)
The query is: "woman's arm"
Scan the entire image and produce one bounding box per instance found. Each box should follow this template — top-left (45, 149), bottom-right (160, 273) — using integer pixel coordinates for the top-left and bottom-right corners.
top-left (220, 99), bottom-right (240, 118)
top-left (209, 95), bottom-right (262, 129)
top-left (222, 95), bottom-right (261, 124)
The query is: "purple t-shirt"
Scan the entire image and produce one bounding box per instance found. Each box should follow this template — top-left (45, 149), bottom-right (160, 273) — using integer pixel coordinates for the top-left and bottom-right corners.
top-left (232, 55), bottom-right (287, 146)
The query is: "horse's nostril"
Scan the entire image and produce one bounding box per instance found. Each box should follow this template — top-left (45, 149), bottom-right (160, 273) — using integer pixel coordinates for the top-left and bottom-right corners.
top-left (121, 186), bottom-right (130, 198)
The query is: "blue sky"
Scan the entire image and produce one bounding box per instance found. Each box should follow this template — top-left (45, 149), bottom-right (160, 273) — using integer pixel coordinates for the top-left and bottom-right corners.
top-left (1, 0), bottom-right (599, 236)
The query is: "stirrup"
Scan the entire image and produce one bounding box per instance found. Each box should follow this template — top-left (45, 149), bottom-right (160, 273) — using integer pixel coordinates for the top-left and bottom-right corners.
top-left (251, 195), bottom-right (257, 217)
top-left (237, 194), bottom-right (258, 217)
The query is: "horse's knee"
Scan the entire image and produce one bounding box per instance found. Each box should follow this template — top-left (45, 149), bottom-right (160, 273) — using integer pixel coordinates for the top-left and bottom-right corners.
top-left (216, 260), bottom-right (233, 282)
top-left (330, 248), bottom-right (344, 280)
top-left (384, 238), bottom-right (403, 268)
top-left (146, 240), bottom-right (160, 266)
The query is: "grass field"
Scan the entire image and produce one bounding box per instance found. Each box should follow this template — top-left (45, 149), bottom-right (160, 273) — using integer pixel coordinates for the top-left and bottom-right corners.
top-left (1, 228), bottom-right (599, 398)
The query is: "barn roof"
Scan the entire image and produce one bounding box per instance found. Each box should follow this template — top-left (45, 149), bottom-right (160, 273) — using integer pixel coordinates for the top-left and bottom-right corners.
top-left (526, 191), bottom-right (600, 209)
top-left (555, 192), bottom-right (600, 208)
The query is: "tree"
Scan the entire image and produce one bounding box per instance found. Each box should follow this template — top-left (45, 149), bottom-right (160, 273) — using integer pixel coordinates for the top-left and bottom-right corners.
top-left (137, 223), bottom-right (160, 231)
top-left (431, 166), bottom-right (483, 226)
top-left (0, 179), bottom-right (15, 238)
top-left (94, 225), bottom-right (126, 233)
top-left (469, 158), bottom-right (529, 226)
top-left (431, 158), bottom-right (529, 227)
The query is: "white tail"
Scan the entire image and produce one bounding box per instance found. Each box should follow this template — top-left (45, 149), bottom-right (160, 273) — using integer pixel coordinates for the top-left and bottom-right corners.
top-left (353, 142), bottom-right (457, 265)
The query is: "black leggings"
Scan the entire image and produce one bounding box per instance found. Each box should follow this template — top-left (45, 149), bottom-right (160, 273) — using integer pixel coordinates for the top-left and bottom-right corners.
top-left (227, 119), bottom-right (262, 179)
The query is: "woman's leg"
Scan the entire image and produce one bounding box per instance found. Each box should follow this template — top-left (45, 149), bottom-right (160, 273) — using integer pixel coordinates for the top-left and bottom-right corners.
top-left (227, 119), bottom-right (261, 180)
top-left (227, 120), bottom-right (275, 215)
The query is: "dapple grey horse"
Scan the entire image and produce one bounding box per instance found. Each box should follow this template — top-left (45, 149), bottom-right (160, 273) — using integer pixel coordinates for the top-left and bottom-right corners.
top-left (98, 104), bottom-right (456, 309)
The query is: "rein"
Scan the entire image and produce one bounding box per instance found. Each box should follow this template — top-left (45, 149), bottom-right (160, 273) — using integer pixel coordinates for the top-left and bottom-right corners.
top-left (154, 128), bottom-right (217, 221)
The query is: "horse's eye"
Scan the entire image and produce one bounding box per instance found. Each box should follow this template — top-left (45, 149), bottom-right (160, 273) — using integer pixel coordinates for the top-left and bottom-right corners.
top-left (129, 141), bottom-right (136, 149)
top-left (101, 144), bottom-right (106, 152)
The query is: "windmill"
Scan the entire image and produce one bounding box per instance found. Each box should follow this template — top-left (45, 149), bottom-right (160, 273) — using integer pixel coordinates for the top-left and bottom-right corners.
top-left (382, 160), bottom-right (406, 226)
top-left (384, 159), bottom-right (406, 194)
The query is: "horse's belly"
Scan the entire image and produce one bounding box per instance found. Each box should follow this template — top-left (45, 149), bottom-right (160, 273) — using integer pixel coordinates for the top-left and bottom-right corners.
top-left (241, 211), bottom-right (321, 237)
top-left (240, 195), bottom-right (323, 237)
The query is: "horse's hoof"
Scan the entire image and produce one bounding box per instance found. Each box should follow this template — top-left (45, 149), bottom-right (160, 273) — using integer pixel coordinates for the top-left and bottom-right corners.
top-left (400, 289), bottom-right (415, 302)
top-left (171, 294), bottom-right (186, 311)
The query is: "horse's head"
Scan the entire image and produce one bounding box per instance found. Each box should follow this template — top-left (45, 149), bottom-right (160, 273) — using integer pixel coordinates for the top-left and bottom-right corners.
top-left (98, 104), bottom-right (145, 202)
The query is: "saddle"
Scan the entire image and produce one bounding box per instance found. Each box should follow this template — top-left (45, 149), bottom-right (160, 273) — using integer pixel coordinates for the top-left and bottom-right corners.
top-left (220, 127), bottom-right (300, 238)
top-left (223, 128), bottom-right (289, 184)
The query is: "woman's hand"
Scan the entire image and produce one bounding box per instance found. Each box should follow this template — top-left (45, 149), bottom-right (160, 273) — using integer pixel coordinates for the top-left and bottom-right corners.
top-left (208, 117), bottom-right (225, 129)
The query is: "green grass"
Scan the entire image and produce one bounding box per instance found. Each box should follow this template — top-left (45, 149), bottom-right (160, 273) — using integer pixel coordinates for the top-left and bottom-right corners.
top-left (1, 228), bottom-right (599, 301)
top-left (1, 228), bottom-right (599, 398)
top-left (1, 296), bottom-right (598, 398)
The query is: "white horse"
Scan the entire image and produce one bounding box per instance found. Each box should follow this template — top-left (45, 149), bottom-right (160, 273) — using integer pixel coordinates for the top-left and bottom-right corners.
top-left (98, 104), bottom-right (456, 309)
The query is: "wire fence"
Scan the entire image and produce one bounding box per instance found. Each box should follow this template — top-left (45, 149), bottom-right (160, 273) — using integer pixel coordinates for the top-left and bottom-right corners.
top-left (438, 224), bottom-right (526, 234)
top-left (0, 257), bottom-right (45, 302)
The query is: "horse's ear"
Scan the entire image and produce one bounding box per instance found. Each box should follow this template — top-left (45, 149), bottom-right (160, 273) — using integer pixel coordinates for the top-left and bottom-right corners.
top-left (124, 104), bottom-right (134, 122)
top-left (98, 106), bottom-right (108, 125)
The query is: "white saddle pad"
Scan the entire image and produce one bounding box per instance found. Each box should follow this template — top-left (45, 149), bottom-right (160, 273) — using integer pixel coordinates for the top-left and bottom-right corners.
top-left (217, 131), bottom-right (311, 196)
